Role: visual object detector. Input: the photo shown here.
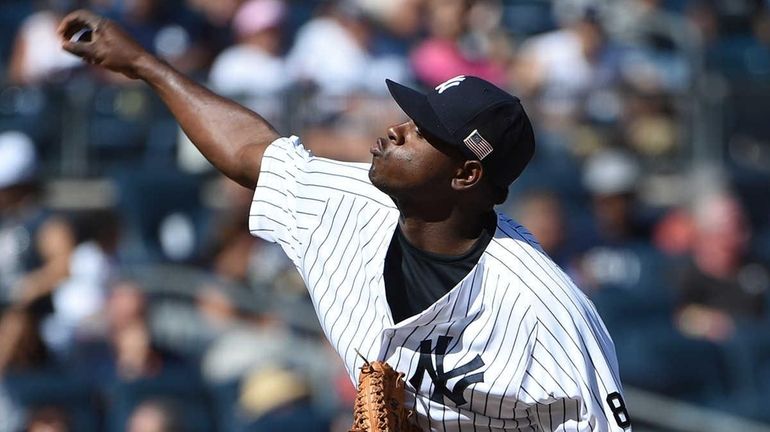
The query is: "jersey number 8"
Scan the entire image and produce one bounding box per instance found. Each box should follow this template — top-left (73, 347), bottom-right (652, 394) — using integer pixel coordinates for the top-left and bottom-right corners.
top-left (606, 392), bottom-right (631, 428)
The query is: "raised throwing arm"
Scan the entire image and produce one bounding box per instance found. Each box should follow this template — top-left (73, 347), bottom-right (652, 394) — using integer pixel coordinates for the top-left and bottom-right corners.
top-left (58, 10), bottom-right (280, 189)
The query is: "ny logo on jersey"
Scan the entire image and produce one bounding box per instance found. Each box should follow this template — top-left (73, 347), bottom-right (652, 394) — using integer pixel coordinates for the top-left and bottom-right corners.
top-left (435, 75), bottom-right (466, 94)
top-left (409, 336), bottom-right (485, 406)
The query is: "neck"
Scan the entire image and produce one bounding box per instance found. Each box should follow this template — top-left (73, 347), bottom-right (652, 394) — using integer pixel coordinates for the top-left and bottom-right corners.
top-left (397, 202), bottom-right (496, 255)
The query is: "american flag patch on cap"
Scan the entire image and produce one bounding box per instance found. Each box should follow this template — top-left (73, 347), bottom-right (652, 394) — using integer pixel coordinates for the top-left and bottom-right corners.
top-left (463, 129), bottom-right (493, 160)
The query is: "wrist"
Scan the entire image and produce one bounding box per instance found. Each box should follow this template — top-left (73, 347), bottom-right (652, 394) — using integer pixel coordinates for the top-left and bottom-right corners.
top-left (132, 52), bottom-right (165, 81)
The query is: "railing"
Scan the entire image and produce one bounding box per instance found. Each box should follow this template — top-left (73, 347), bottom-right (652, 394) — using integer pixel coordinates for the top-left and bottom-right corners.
top-left (626, 387), bottom-right (770, 432)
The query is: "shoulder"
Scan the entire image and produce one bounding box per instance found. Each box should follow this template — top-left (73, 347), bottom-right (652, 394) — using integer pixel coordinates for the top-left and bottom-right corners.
top-left (262, 136), bottom-right (395, 208)
top-left (261, 136), bottom-right (312, 166)
top-left (484, 213), bottom-right (604, 335)
top-left (484, 213), bottom-right (548, 271)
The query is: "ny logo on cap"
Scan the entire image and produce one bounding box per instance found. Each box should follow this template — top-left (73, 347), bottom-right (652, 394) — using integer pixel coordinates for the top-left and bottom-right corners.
top-left (435, 75), bottom-right (466, 94)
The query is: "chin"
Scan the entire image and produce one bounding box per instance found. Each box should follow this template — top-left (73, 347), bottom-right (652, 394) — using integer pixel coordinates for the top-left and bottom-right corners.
top-left (368, 168), bottom-right (399, 199)
top-left (368, 167), bottom-right (386, 192)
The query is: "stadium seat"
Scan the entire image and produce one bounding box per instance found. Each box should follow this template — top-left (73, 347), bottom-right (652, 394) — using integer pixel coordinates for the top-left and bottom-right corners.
top-left (615, 322), bottom-right (729, 402)
top-left (0, 1), bottom-right (33, 61)
top-left (208, 380), bottom-right (240, 432)
top-left (500, 0), bottom-right (556, 36)
top-left (105, 368), bottom-right (215, 432)
top-left (0, 86), bottom-right (62, 154)
top-left (3, 368), bottom-right (101, 432)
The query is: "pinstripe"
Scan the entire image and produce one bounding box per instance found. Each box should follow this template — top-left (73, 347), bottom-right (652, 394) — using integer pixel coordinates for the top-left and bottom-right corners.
top-left (248, 137), bottom-right (628, 432)
top-left (491, 235), bottom-right (616, 395)
top-left (484, 252), bottom-right (611, 426)
top-left (498, 218), bottom-right (620, 386)
top-left (304, 199), bottom-right (343, 289)
top-left (316, 200), bottom-right (367, 324)
top-left (340, 229), bottom-right (394, 369)
top-left (498, 217), bottom-right (623, 388)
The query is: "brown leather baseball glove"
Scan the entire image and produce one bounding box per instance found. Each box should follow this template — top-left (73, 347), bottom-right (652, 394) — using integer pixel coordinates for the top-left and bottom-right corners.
top-left (349, 358), bottom-right (422, 432)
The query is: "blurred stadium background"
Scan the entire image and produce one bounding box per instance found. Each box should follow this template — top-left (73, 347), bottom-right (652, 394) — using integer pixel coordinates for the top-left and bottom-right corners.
top-left (0, 0), bottom-right (769, 431)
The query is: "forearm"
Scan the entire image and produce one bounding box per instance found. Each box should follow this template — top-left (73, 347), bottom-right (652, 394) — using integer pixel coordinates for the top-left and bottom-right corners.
top-left (59, 10), bottom-right (280, 189)
top-left (136, 55), bottom-right (279, 189)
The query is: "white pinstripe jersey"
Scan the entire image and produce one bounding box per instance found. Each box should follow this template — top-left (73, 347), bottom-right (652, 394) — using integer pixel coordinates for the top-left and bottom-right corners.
top-left (249, 136), bottom-right (631, 432)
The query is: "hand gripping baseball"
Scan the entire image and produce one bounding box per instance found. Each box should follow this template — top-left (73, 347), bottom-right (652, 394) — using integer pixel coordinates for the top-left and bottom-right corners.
top-left (58, 9), bottom-right (149, 79)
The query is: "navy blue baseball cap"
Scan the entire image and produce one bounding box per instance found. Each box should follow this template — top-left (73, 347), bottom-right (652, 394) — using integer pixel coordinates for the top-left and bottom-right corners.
top-left (386, 75), bottom-right (535, 188)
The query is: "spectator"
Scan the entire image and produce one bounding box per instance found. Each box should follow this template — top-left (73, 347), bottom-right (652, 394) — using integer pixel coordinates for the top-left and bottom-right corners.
top-left (515, 6), bottom-right (621, 124)
top-left (0, 385), bottom-right (24, 432)
top-left (201, 176), bottom-right (291, 285)
top-left (209, 0), bottom-right (290, 126)
top-left (235, 367), bottom-right (330, 432)
top-left (572, 149), bottom-right (665, 296)
top-left (606, 0), bottom-right (696, 92)
top-left (107, 0), bottom-right (210, 77)
top-left (286, 0), bottom-right (409, 97)
top-left (0, 131), bottom-right (74, 375)
top-left (0, 130), bottom-right (76, 302)
top-left (581, 149), bottom-right (649, 242)
top-left (410, 0), bottom-right (508, 87)
top-left (42, 210), bottom-right (122, 356)
top-left (182, 0), bottom-right (240, 59)
top-left (511, 189), bottom-right (572, 268)
top-left (73, 280), bottom-right (184, 382)
top-left (198, 282), bottom-right (335, 391)
top-left (0, 0), bottom-right (769, 425)
top-left (7, 0), bottom-right (81, 85)
top-left (24, 406), bottom-right (70, 432)
top-left (355, 0), bottom-right (422, 55)
top-left (126, 399), bottom-right (183, 432)
top-left (675, 192), bottom-right (769, 343)
top-left (185, 0), bottom-right (241, 28)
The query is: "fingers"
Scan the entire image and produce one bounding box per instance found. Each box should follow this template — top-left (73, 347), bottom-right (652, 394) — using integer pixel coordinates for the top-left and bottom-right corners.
top-left (62, 40), bottom-right (96, 60)
top-left (58, 9), bottom-right (100, 34)
top-left (57, 9), bottom-right (102, 40)
top-left (58, 10), bottom-right (104, 62)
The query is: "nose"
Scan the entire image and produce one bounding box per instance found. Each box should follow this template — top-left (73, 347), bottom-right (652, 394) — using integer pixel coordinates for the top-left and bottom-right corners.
top-left (387, 123), bottom-right (406, 146)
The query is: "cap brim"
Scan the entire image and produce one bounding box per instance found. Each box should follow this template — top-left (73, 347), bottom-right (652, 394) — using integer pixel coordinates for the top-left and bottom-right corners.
top-left (386, 79), bottom-right (458, 150)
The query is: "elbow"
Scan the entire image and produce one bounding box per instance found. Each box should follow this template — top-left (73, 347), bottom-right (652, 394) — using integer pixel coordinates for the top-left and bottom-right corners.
top-left (232, 142), bottom-right (268, 190)
top-left (232, 172), bottom-right (259, 190)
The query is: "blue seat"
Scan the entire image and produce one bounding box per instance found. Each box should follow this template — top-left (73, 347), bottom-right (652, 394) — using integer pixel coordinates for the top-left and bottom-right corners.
top-left (0, 2), bottom-right (33, 62)
top-left (707, 36), bottom-right (770, 80)
top-left (238, 400), bottom-right (331, 432)
top-left (112, 167), bottom-right (208, 262)
top-left (500, 0), bottom-right (556, 36)
top-left (106, 368), bottom-right (215, 432)
top-left (698, 327), bottom-right (770, 423)
top-left (3, 368), bottom-right (100, 432)
top-left (0, 86), bottom-right (61, 153)
top-left (208, 380), bottom-right (240, 432)
top-left (615, 323), bottom-right (729, 402)
top-left (87, 85), bottom-right (151, 164)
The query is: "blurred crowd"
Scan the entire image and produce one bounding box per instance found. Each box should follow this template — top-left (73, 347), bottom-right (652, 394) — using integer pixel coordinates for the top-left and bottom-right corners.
top-left (0, 0), bottom-right (770, 430)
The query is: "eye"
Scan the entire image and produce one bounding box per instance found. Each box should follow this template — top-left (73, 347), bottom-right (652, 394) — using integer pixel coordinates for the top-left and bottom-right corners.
top-left (415, 126), bottom-right (424, 139)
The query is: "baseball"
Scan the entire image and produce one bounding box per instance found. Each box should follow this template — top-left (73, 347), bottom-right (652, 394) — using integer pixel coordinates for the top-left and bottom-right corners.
top-left (70, 27), bottom-right (93, 43)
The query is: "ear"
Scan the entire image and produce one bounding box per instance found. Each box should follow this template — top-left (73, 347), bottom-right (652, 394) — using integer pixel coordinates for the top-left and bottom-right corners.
top-left (451, 160), bottom-right (483, 191)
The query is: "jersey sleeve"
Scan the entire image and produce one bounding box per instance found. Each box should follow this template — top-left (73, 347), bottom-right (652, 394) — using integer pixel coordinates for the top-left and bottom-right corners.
top-left (518, 321), bottom-right (630, 432)
top-left (248, 135), bottom-right (391, 268)
top-left (247, 136), bottom-right (323, 267)
top-left (519, 292), bottom-right (630, 431)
